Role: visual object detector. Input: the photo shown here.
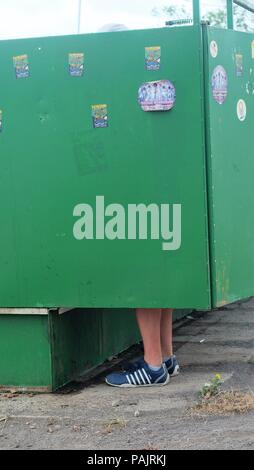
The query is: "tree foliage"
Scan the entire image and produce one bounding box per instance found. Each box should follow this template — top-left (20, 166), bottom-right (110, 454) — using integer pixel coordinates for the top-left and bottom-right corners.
top-left (152, 2), bottom-right (254, 31)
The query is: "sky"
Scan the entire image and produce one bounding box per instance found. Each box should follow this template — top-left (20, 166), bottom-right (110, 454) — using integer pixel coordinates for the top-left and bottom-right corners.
top-left (0, 0), bottom-right (251, 40)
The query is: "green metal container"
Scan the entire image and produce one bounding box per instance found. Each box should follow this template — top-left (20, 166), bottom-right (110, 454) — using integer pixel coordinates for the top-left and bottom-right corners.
top-left (0, 309), bottom-right (141, 392)
top-left (0, 25), bottom-right (210, 310)
top-left (204, 26), bottom-right (254, 307)
top-left (0, 0), bottom-right (254, 390)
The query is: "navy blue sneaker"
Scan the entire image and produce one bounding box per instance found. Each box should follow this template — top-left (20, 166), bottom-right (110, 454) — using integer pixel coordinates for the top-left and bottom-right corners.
top-left (165, 356), bottom-right (180, 377)
top-left (105, 360), bottom-right (170, 388)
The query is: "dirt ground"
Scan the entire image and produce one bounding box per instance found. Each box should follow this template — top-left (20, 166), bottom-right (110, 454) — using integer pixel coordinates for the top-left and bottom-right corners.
top-left (1, 299), bottom-right (254, 450)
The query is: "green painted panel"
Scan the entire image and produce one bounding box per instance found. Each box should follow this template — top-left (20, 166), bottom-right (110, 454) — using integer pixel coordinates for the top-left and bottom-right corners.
top-left (49, 309), bottom-right (102, 389)
top-left (101, 309), bottom-right (140, 358)
top-left (205, 27), bottom-right (254, 307)
top-left (0, 27), bottom-right (210, 310)
top-left (49, 309), bottom-right (140, 390)
top-left (0, 315), bottom-right (52, 389)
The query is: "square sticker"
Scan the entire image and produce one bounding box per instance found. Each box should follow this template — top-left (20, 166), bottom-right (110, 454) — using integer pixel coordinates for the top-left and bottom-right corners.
top-left (13, 55), bottom-right (29, 79)
top-left (69, 53), bottom-right (85, 77)
top-left (145, 47), bottom-right (161, 71)
top-left (92, 105), bottom-right (108, 128)
top-left (235, 54), bottom-right (243, 77)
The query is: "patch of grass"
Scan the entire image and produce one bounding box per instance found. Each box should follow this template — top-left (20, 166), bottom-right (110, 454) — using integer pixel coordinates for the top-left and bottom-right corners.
top-left (190, 390), bottom-right (254, 416)
top-left (199, 374), bottom-right (222, 399)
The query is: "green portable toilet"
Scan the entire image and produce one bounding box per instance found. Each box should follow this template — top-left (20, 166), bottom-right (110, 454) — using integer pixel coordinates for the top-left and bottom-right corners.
top-left (0, 0), bottom-right (254, 391)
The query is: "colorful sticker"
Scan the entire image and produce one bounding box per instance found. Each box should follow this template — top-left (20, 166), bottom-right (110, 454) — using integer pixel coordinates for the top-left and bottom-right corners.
top-left (210, 41), bottom-right (218, 58)
top-left (211, 65), bottom-right (228, 105)
top-left (13, 54), bottom-right (29, 79)
top-left (138, 80), bottom-right (176, 112)
top-left (235, 54), bottom-right (243, 77)
top-left (252, 40), bottom-right (254, 59)
top-left (237, 99), bottom-right (247, 121)
top-left (246, 81), bottom-right (254, 95)
top-left (69, 53), bottom-right (84, 77)
top-left (145, 47), bottom-right (161, 71)
top-left (0, 110), bottom-right (2, 132)
top-left (92, 104), bottom-right (108, 128)
top-left (246, 68), bottom-right (254, 95)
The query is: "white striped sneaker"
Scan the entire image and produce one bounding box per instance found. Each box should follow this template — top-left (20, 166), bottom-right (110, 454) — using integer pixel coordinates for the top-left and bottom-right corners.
top-left (165, 356), bottom-right (180, 377)
top-left (105, 360), bottom-right (170, 388)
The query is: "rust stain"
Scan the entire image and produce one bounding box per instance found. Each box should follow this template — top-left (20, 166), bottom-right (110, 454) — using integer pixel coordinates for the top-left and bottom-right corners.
top-left (216, 263), bottom-right (230, 308)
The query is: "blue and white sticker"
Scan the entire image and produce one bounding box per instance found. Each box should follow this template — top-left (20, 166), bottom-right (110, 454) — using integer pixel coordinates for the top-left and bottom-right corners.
top-left (145, 46), bottom-right (161, 71)
top-left (138, 80), bottom-right (176, 112)
top-left (211, 65), bottom-right (228, 105)
top-left (92, 104), bottom-right (108, 128)
top-left (13, 54), bottom-right (29, 79)
top-left (69, 53), bottom-right (84, 77)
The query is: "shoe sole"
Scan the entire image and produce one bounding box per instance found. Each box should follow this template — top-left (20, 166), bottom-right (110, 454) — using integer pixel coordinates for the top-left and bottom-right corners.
top-left (105, 374), bottom-right (170, 388)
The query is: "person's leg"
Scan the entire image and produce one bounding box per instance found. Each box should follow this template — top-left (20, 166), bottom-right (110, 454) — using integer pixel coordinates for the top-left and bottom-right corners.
top-left (160, 309), bottom-right (173, 360)
top-left (105, 309), bottom-right (169, 387)
top-left (136, 308), bottom-right (163, 367)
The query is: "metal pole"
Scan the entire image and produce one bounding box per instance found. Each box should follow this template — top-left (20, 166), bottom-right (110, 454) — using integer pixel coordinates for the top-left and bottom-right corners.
top-left (234, 0), bottom-right (254, 15)
top-left (227, 0), bottom-right (234, 29)
top-left (77, 0), bottom-right (82, 34)
top-left (192, 0), bottom-right (201, 26)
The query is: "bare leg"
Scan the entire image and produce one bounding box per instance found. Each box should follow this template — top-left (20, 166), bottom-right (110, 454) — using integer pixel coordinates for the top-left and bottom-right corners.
top-left (136, 309), bottom-right (163, 367)
top-left (160, 309), bottom-right (174, 358)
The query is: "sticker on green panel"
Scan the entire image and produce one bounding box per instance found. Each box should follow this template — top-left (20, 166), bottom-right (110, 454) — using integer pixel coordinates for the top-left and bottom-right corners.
top-left (13, 54), bottom-right (29, 79)
top-left (235, 54), bottom-right (243, 77)
top-left (237, 99), bottom-right (247, 121)
top-left (211, 65), bottom-right (228, 105)
top-left (210, 41), bottom-right (218, 58)
top-left (0, 110), bottom-right (2, 132)
top-left (145, 47), bottom-right (161, 71)
top-left (246, 80), bottom-right (254, 95)
top-left (92, 105), bottom-right (108, 128)
top-left (138, 80), bottom-right (176, 112)
top-left (252, 40), bottom-right (254, 59)
top-left (69, 53), bottom-right (84, 77)
top-left (246, 68), bottom-right (254, 95)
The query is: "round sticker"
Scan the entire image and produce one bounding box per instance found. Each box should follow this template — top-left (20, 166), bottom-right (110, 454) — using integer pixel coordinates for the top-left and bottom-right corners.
top-left (138, 80), bottom-right (176, 112)
top-left (211, 65), bottom-right (228, 105)
top-left (237, 99), bottom-right (247, 121)
top-left (210, 40), bottom-right (218, 58)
